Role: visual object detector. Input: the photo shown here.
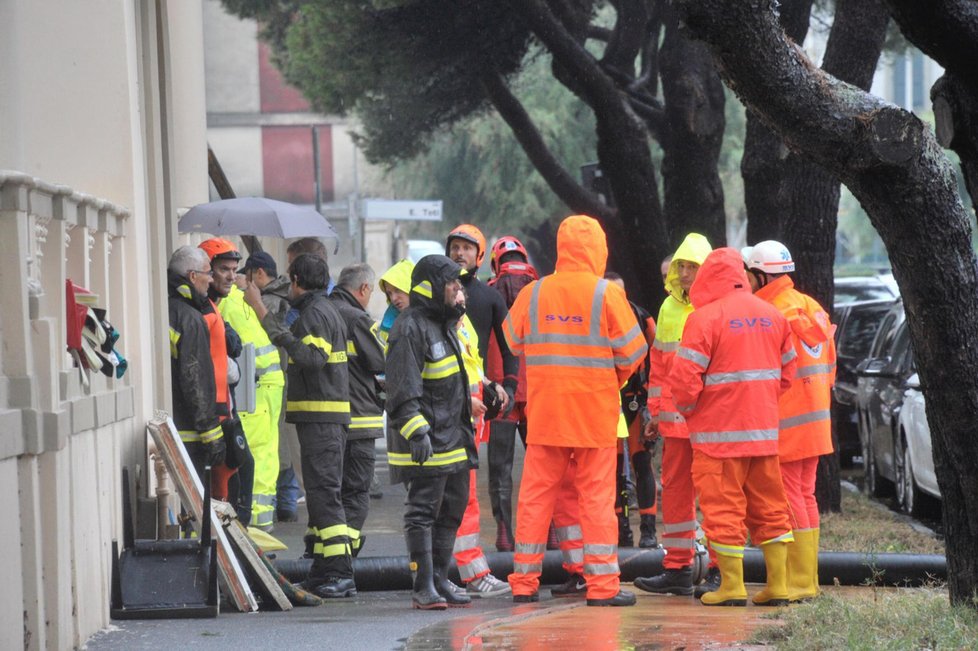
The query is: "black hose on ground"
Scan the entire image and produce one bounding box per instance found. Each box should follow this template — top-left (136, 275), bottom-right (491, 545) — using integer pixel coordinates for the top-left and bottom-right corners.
top-left (273, 548), bottom-right (944, 591)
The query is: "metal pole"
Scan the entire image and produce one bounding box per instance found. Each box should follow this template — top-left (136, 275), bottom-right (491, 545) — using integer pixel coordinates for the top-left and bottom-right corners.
top-left (312, 125), bottom-right (322, 214)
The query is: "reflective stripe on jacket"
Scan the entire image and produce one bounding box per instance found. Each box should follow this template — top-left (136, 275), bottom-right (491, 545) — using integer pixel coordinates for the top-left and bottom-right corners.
top-left (671, 248), bottom-right (797, 458)
top-left (648, 234), bottom-right (712, 439)
top-left (503, 215), bottom-right (647, 448)
top-left (755, 275), bottom-right (836, 462)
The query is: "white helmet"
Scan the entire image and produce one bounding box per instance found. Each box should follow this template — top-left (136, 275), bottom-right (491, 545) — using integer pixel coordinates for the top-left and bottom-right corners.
top-left (742, 240), bottom-right (795, 274)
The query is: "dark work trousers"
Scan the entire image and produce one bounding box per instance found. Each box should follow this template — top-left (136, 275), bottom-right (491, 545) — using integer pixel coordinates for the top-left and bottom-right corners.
top-left (342, 437), bottom-right (376, 556)
top-left (297, 422), bottom-right (353, 579)
top-left (405, 469), bottom-right (470, 553)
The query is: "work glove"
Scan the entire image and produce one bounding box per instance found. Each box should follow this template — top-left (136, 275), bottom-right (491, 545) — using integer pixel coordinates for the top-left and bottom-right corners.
top-left (501, 383), bottom-right (517, 418)
top-left (482, 381), bottom-right (504, 421)
top-left (409, 431), bottom-right (433, 465)
top-left (203, 435), bottom-right (226, 468)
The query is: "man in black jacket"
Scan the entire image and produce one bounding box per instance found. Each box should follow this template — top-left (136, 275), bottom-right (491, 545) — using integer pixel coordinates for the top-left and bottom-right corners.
top-left (329, 263), bottom-right (386, 557)
top-left (245, 253), bottom-right (355, 599)
top-left (168, 245), bottom-right (225, 478)
top-left (386, 255), bottom-right (477, 610)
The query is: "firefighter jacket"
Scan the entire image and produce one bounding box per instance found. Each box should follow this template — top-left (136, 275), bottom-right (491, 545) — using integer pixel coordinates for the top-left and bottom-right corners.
top-left (621, 300), bottom-right (656, 426)
top-left (329, 286), bottom-right (386, 440)
top-left (755, 275), bottom-right (836, 462)
top-left (167, 272), bottom-right (222, 445)
top-left (376, 258), bottom-right (415, 347)
top-left (385, 255), bottom-right (476, 483)
top-left (648, 233), bottom-right (712, 439)
top-left (260, 290), bottom-right (351, 425)
top-left (671, 248), bottom-right (797, 458)
top-left (503, 215), bottom-right (648, 448)
top-left (486, 262), bottom-right (538, 403)
top-left (219, 285), bottom-right (285, 388)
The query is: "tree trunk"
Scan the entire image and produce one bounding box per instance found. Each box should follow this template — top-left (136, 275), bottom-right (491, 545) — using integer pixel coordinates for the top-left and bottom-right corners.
top-left (513, 0), bottom-right (670, 309)
top-left (782, 0), bottom-right (889, 514)
top-left (885, 0), bottom-right (978, 213)
top-left (740, 0), bottom-right (813, 243)
top-left (678, 0), bottom-right (978, 608)
top-left (659, 4), bottom-right (727, 249)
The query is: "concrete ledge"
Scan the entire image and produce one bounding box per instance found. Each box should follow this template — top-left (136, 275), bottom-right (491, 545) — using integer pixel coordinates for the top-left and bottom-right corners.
top-left (116, 387), bottom-right (134, 420)
top-left (0, 409), bottom-right (26, 459)
top-left (70, 396), bottom-right (96, 434)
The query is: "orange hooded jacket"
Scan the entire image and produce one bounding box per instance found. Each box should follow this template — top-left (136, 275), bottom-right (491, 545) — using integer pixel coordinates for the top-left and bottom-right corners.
top-left (670, 248), bottom-right (797, 458)
top-left (503, 215), bottom-right (647, 448)
top-left (755, 275), bottom-right (836, 461)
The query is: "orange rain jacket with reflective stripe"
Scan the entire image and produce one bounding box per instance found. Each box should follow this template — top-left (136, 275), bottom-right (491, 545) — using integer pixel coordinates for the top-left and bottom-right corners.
top-left (671, 248), bottom-right (797, 458)
top-left (755, 275), bottom-right (836, 462)
top-left (503, 215), bottom-right (647, 448)
top-left (648, 233), bottom-right (712, 439)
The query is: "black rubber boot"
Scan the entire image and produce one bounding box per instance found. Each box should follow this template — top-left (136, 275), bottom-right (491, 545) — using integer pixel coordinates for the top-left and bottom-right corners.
top-left (406, 529), bottom-right (447, 610)
top-left (633, 566), bottom-right (694, 595)
top-left (694, 566), bottom-right (721, 598)
top-left (432, 546), bottom-right (472, 608)
top-left (638, 515), bottom-right (658, 549)
top-left (618, 514), bottom-right (634, 548)
top-left (488, 420), bottom-right (517, 551)
top-left (587, 589), bottom-right (637, 607)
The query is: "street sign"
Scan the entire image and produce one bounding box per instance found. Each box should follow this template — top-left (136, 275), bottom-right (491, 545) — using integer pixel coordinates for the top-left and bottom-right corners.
top-left (362, 199), bottom-right (443, 221)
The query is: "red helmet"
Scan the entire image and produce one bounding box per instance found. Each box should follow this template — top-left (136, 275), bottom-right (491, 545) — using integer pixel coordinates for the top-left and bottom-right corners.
top-left (199, 237), bottom-right (241, 262)
top-left (490, 236), bottom-right (529, 276)
top-left (446, 224), bottom-right (487, 268)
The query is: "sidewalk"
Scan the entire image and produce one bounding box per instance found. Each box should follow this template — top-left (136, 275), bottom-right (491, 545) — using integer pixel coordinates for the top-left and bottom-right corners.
top-left (87, 439), bottom-right (795, 650)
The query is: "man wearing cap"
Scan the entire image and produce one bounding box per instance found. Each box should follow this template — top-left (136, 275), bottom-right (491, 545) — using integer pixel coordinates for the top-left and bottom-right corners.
top-left (245, 253), bottom-right (356, 599)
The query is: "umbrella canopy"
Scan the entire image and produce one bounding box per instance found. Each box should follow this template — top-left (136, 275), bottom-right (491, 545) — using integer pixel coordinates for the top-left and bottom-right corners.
top-left (178, 197), bottom-right (339, 239)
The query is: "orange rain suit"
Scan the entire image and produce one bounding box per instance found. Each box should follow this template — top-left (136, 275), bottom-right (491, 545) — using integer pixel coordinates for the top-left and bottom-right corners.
top-left (671, 248), bottom-right (796, 559)
top-left (755, 275), bottom-right (835, 530)
top-left (647, 233), bottom-right (712, 568)
top-left (503, 215), bottom-right (647, 600)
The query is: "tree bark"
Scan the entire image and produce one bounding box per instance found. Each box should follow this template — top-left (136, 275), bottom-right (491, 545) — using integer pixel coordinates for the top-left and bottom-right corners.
top-left (659, 4), bottom-right (727, 249)
top-left (740, 0), bottom-right (813, 243)
top-left (678, 0), bottom-right (978, 608)
top-left (513, 0), bottom-right (670, 309)
top-left (782, 0), bottom-right (889, 514)
top-left (885, 0), bottom-right (978, 213)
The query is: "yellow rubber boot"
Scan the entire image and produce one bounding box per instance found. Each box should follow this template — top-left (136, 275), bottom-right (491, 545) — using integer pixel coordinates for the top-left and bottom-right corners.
top-left (752, 541), bottom-right (790, 606)
top-left (811, 528), bottom-right (821, 598)
top-left (787, 530), bottom-right (816, 602)
top-left (700, 554), bottom-right (747, 607)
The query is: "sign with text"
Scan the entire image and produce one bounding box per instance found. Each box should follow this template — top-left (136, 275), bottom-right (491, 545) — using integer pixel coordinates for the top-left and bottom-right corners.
top-left (362, 199), bottom-right (443, 221)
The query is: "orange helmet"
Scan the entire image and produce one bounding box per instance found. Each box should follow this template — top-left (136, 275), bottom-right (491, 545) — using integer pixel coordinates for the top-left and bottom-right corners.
top-left (446, 224), bottom-right (487, 268)
top-left (199, 237), bottom-right (241, 262)
top-left (490, 236), bottom-right (529, 276)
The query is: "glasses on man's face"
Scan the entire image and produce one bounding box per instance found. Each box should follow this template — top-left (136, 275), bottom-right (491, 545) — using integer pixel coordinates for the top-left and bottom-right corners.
top-left (191, 269), bottom-right (214, 278)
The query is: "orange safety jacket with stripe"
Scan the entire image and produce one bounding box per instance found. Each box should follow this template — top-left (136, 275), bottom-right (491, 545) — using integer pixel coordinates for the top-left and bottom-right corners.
top-left (755, 275), bottom-right (836, 462)
top-left (202, 300), bottom-right (231, 421)
top-left (671, 248), bottom-right (797, 458)
top-left (503, 215), bottom-right (647, 448)
top-left (647, 233), bottom-right (712, 438)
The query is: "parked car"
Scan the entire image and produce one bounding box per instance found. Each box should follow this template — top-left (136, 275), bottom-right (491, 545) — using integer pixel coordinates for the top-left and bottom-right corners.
top-left (831, 294), bottom-right (900, 466)
top-left (855, 301), bottom-right (916, 497)
top-left (895, 373), bottom-right (941, 515)
top-left (834, 274), bottom-right (898, 304)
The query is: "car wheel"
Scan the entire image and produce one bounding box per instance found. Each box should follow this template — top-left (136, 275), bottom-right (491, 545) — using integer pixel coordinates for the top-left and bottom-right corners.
top-left (901, 441), bottom-right (919, 517)
top-left (863, 432), bottom-right (891, 498)
top-left (894, 434), bottom-right (907, 510)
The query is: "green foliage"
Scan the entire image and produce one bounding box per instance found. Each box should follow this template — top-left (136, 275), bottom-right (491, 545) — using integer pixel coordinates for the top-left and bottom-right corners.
top-left (384, 48), bottom-right (598, 241)
top-left (221, 0), bottom-right (533, 163)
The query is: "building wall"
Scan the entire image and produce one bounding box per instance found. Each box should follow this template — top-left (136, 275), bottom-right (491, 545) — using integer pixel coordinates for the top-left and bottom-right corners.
top-left (0, 1), bottom-right (210, 648)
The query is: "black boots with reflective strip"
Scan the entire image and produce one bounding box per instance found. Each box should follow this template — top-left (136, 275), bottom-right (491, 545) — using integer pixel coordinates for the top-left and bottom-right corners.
top-left (406, 529), bottom-right (447, 610)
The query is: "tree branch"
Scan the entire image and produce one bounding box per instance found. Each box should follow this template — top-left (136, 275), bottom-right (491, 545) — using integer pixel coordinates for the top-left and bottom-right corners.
top-left (480, 71), bottom-right (615, 222)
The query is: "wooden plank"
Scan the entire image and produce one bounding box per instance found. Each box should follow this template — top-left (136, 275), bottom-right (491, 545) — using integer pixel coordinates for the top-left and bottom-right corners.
top-left (212, 501), bottom-right (292, 612)
top-left (146, 414), bottom-right (258, 613)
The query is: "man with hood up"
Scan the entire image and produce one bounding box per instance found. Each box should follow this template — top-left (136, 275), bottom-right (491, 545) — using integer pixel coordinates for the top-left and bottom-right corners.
top-left (634, 233), bottom-right (720, 597)
top-left (670, 247), bottom-right (797, 607)
top-left (386, 254), bottom-right (478, 610)
top-left (503, 215), bottom-right (647, 607)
